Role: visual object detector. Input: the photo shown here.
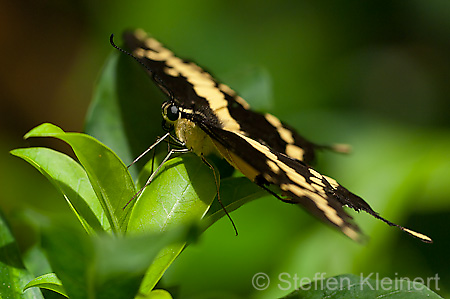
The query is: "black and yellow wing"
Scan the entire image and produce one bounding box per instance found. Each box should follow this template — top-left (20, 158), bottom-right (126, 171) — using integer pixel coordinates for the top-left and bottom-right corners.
top-left (123, 29), bottom-right (320, 164)
top-left (205, 125), bottom-right (431, 242)
top-left (118, 29), bottom-right (432, 243)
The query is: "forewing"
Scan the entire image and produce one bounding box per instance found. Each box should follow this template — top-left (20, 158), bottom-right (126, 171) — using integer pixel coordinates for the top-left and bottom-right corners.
top-left (122, 30), bottom-right (318, 163)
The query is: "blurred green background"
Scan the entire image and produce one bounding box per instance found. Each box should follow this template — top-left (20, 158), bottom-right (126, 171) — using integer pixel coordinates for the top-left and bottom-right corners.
top-left (1, 1), bottom-right (449, 298)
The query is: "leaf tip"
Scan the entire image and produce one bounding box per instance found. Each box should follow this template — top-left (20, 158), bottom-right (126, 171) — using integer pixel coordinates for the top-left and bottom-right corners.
top-left (24, 123), bottom-right (64, 139)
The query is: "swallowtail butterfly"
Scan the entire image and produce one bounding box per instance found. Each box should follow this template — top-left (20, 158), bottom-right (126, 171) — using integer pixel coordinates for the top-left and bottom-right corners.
top-left (110, 29), bottom-right (432, 243)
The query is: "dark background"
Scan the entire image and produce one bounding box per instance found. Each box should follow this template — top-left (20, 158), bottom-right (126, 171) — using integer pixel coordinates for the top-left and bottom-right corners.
top-left (1, 1), bottom-right (449, 298)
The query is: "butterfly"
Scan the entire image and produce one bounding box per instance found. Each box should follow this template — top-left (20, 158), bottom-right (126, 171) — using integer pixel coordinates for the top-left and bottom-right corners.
top-left (110, 29), bottom-right (432, 243)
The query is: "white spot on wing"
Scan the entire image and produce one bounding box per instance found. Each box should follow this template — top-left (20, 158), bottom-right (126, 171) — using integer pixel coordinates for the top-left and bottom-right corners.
top-left (267, 160), bottom-right (280, 174)
top-left (323, 175), bottom-right (340, 189)
top-left (402, 228), bottom-right (433, 243)
top-left (310, 177), bottom-right (325, 187)
top-left (309, 169), bottom-right (321, 178)
top-left (285, 144), bottom-right (305, 160)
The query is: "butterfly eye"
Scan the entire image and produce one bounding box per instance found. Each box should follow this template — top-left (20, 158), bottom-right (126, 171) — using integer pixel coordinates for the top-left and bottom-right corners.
top-left (166, 105), bottom-right (180, 121)
top-left (162, 102), bottom-right (180, 122)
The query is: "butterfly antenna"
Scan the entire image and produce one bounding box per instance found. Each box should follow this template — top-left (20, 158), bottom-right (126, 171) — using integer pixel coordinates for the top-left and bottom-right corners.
top-left (110, 34), bottom-right (153, 74)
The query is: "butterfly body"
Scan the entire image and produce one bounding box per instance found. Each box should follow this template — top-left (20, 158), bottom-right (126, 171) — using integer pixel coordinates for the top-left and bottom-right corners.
top-left (115, 29), bottom-right (432, 243)
top-left (174, 117), bottom-right (218, 157)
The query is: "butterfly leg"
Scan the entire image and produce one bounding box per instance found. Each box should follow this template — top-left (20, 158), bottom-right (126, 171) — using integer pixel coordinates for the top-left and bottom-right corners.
top-left (123, 147), bottom-right (190, 209)
top-left (128, 132), bottom-right (171, 168)
top-left (255, 179), bottom-right (291, 203)
top-left (200, 155), bottom-right (238, 236)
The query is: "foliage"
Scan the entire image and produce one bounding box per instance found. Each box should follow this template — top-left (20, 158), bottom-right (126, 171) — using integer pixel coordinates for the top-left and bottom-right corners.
top-left (2, 2), bottom-right (450, 298)
top-left (3, 40), bottom-right (445, 299)
top-left (7, 116), bottom-right (266, 298)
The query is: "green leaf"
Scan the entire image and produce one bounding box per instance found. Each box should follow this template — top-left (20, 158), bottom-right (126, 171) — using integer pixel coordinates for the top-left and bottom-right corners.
top-left (136, 289), bottom-right (173, 299)
top-left (282, 274), bottom-right (442, 299)
top-left (22, 245), bottom-right (53, 279)
top-left (37, 213), bottom-right (190, 299)
top-left (24, 123), bottom-right (136, 233)
top-left (23, 273), bottom-right (67, 297)
top-left (128, 154), bottom-right (217, 233)
top-left (201, 176), bottom-right (267, 231)
top-left (10, 147), bottom-right (108, 234)
top-left (85, 52), bottom-right (165, 178)
top-left (0, 211), bottom-right (44, 299)
top-left (128, 154), bottom-right (217, 293)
